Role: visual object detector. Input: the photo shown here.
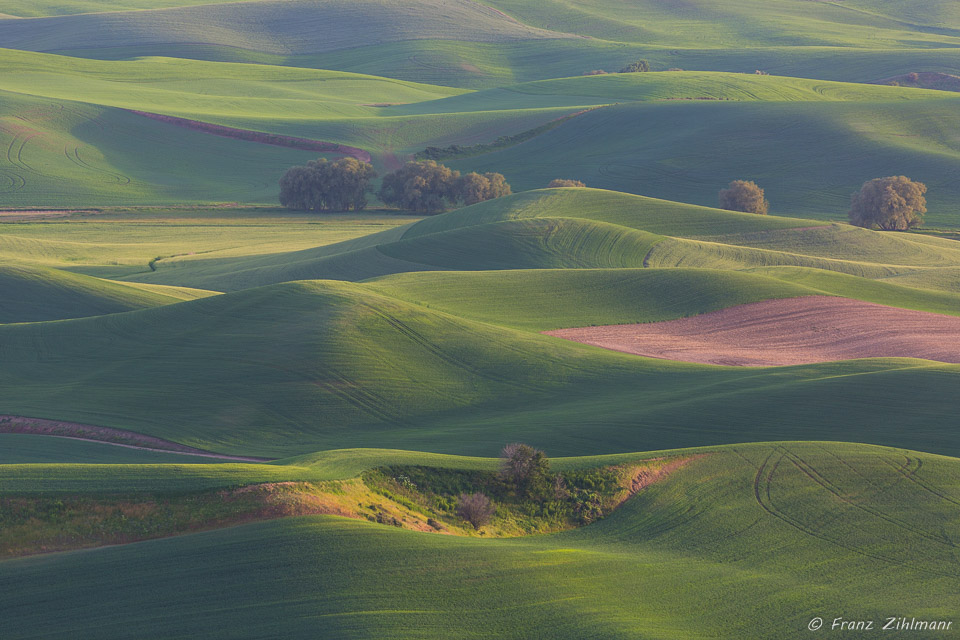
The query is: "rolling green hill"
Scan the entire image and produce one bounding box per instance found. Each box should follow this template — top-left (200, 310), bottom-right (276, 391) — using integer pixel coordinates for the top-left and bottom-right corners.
top-left (1, 442), bottom-right (956, 639)
top-left (0, 263), bottom-right (212, 322)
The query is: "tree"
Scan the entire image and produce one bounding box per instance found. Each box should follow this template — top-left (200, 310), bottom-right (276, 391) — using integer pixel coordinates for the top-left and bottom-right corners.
top-left (548, 179), bottom-right (586, 188)
top-left (619, 60), bottom-right (650, 73)
top-left (718, 180), bottom-right (769, 214)
top-left (378, 160), bottom-right (460, 213)
top-left (279, 157), bottom-right (376, 212)
top-left (457, 492), bottom-right (495, 529)
top-left (848, 176), bottom-right (927, 231)
top-left (456, 171), bottom-right (512, 205)
top-left (499, 443), bottom-right (550, 497)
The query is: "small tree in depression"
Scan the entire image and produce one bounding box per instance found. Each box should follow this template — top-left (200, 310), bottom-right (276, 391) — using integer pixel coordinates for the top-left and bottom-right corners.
top-left (718, 180), bottom-right (769, 214)
top-left (848, 176), bottom-right (927, 231)
top-left (457, 492), bottom-right (495, 529)
top-left (499, 443), bottom-right (550, 498)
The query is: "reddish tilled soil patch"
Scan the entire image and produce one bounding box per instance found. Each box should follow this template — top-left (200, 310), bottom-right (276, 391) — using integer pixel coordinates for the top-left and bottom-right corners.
top-left (128, 110), bottom-right (372, 162)
top-left (544, 296), bottom-right (960, 366)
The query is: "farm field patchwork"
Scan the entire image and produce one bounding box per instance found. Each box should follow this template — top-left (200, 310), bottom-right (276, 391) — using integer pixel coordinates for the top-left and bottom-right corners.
top-left (2, 0), bottom-right (959, 637)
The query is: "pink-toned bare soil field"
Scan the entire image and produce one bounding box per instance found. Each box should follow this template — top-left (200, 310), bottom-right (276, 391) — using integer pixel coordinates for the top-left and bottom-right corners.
top-left (543, 296), bottom-right (960, 366)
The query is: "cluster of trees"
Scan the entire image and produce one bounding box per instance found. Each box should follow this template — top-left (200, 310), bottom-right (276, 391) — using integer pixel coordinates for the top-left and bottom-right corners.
top-left (278, 158), bottom-right (377, 212)
top-left (379, 160), bottom-right (511, 213)
top-left (280, 158), bottom-right (510, 214)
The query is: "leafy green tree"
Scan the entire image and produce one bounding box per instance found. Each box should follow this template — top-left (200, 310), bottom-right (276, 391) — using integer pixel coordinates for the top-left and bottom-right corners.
top-left (279, 157), bottom-right (377, 211)
top-left (718, 180), bottom-right (769, 214)
top-left (619, 60), bottom-right (650, 73)
top-left (849, 176), bottom-right (927, 231)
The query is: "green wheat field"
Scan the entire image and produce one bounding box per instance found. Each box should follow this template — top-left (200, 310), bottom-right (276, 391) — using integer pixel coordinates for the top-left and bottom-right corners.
top-left (1, 1), bottom-right (959, 638)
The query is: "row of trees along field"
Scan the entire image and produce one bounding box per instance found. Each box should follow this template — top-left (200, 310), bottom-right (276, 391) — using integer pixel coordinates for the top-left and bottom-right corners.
top-left (280, 159), bottom-right (927, 231)
top-left (279, 158), bottom-right (510, 214)
top-left (718, 176), bottom-right (928, 231)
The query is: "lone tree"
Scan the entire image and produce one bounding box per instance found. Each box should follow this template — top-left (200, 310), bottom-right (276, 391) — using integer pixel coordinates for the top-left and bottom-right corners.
top-left (499, 443), bottom-right (550, 498)
top-left (457, 492), bottom-right (495, 529)
top-left (548, 179), bottom-right (586, 188)
top-left (379, 160), bottom-right (511, 213)
top-left (279, 157), bottom-right (377, 212)
top-left (619, 60), bottom-right (650, 73)
top-left (719, 180), bottom-right (769, 215)
top-left (848, 176), bottom-right (927, 231)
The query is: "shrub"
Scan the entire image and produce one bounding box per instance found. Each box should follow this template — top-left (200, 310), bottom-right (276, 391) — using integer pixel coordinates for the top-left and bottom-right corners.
top-left (848, 176), bottom-right (927, 231)
top-left (548, 179), bottom-right (586, 188)
top-left (619, 60), bottom-right (650, 73)
top-left (457, 492), bottom-right (495, 529)
top-left (718, 180), bottom-right (769, 214)
top-left (583, 70), bottom-right (607, 75)
top-left (279, 157), bottom-right (376, 212)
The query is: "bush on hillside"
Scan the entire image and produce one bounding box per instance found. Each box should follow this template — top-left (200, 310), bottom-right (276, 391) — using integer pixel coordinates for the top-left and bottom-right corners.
top-left (548, 179), bottom-right (586, 188)
top-left (279, 157), bottom-right (377, 212)
top-left (583, 70), bottom-right (608, 76)
top-left (379, 161), bottom-right (511, 213)
top-left (499, 443), bottom-right (550, 498)
top-left (619, 60), bottom-right (650, 73)
top-left (457, 492), bottom-right (495, 529)
top-left (849, 176), bottom-right (927, 231)
top-left (718, 180), bottom-right (769, 214)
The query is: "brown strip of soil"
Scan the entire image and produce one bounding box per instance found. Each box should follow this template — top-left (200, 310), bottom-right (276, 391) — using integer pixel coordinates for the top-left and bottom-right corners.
top-left (127, 110), bottom-right (372, 163)
top-left (0, 415), bottom-right (269, 462)
top-left (544, 296), bottom-right (960, 366)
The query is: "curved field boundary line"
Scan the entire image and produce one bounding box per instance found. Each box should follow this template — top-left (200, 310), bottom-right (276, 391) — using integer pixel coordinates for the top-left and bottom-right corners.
top-left (0, 415), bottom-right (270, 462)
top-left (127, 110), bottom-right (373, 163)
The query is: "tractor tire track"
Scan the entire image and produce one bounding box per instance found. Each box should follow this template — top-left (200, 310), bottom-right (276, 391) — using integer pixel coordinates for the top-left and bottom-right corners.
top-left (750, 446), bottom-right (956, 578)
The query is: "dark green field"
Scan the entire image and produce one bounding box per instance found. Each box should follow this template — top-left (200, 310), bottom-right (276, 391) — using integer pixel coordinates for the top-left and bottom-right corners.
top-left (1, 1), bottom-right (958, 638)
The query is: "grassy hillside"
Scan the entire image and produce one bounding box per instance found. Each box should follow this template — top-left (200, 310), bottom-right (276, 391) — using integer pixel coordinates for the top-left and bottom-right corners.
top-left (0, 0), bottom-right (572, 55)
top-left (120, 189), bottom-right (960, 291)
top-left (1, 442), bottom-right (956, 639)
top-left (0, 277), bottom-right (958, 458)
top-left (449, 100), bottom-right (960, 226)
top-left (0, 263), bottom-right (213, 322)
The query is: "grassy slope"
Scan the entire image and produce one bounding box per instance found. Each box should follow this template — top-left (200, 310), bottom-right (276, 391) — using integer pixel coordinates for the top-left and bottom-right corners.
top-left (1, 442), bottom-right (956, 639)
top-left (0, 278), bottom-right (958, 458)
top-left (0, 0), bottom-right (572, 55)
top-left (0, 434), bottom-right (230, 464)
top-left (0, 263), bottom-right (212, 322)
top-left (121, 189), bottom-right (960, 291)
top-left (0, 209), bottom-right (418, 279)
top-left (448, 99), bottom-right (960, 226)
top-left (368, 267), bottom-right (960, 330)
